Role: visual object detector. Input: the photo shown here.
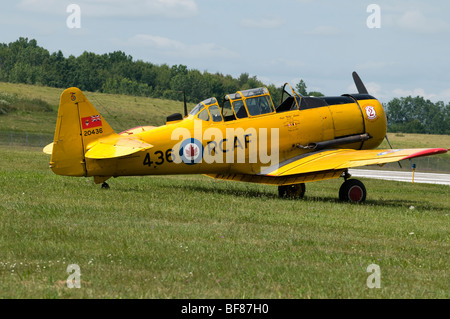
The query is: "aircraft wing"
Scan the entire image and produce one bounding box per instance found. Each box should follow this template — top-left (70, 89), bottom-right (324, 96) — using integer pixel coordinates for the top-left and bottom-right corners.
top-left (260, 148), bottom-right (448, 177)
top-left (84, 136), bottom-right (153, 159)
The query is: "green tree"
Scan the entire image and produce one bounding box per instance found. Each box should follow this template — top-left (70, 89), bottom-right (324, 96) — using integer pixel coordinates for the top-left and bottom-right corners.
top-left (295, 78), bottom-right (324, 97)
top-left (308, 91), bottom-right (324, 97)
top-left (385, 96), bottom-right (449, 134)
top-left (295, 79), bottom-right (308, 96)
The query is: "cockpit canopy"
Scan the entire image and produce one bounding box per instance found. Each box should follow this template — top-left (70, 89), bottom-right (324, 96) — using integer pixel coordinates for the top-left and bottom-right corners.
top-left (189, 97), bottom-right (223, 122)
top-left (189, 87), bottom-right (275, 122)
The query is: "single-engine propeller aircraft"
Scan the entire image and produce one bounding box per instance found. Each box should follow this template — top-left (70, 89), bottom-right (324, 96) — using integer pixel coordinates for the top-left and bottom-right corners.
top-left (43, 72), bottom-right (448, 203)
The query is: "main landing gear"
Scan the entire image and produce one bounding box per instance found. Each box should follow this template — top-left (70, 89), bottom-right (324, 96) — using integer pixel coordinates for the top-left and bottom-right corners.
top-left (94, 176), bottom-right (111, 189)
top-left (278, 183), bottom-right (306, 199)
top-left (277, 171), bottom-right (367, 203)
top-left (338, 171), bottom-right (367, 203)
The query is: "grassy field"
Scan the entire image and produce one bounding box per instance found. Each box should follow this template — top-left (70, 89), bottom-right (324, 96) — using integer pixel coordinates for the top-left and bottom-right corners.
top-left (0, 82), bottom-right (193, 134)
top-left (377, 133), bottom-right (450, 172)
top-left (0, 82), bottom-right (449, 299)
top-left (0, 145), bottom-right (448, 299)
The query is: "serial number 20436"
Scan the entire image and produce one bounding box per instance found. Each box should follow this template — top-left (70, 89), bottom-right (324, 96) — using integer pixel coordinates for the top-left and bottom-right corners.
top-left (84, 128), bottom-right (103, 136)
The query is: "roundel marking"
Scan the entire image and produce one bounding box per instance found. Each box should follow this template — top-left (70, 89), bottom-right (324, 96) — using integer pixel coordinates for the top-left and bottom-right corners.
top-left (179, 138), bottom-right (204, 165)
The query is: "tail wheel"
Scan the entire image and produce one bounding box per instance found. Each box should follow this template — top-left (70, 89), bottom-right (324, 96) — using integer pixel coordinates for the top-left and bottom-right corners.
top-left (278, 183), bottom-right (306, 199)
top-left (101, 182), bottom-right (110, 189)
top-left (339, 179), bottom-right (366, 203)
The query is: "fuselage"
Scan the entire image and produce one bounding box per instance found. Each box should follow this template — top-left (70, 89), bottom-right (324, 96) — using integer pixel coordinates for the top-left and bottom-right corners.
top-left (84, 88), bottom-right (387, 178)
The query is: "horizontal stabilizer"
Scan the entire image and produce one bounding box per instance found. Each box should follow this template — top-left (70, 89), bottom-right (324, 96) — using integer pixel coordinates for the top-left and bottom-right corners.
top-left (85, 137), bottom-right (153, 159)
top-left (43, 142), bottom-right (53, 155)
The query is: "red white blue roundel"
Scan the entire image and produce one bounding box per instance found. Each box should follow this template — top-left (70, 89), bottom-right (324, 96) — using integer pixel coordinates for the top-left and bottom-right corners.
top-left (179, 138), bottom-right (204, 165)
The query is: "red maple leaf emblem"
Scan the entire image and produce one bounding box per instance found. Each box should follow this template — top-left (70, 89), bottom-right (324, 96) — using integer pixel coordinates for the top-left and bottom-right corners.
top-left (186, 144), bottom-right (198, 158)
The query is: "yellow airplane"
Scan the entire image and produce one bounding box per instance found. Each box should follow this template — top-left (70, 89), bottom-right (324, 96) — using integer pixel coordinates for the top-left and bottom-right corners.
top-left (43, 72), bottom-right (448, 203)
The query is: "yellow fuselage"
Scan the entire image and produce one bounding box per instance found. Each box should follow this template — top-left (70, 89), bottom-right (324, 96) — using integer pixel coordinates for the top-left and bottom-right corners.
top-left (84, 96), bottom-right (387, 178)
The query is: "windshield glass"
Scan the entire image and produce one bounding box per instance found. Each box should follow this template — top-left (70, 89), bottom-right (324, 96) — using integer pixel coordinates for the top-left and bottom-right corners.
top-left (233, 100), bottom-right (248, 119)
top-left (198, 109), bottom-right (209, 121)
top-left (240, 87), bottom-right (268, 98)
top-left (209, 105), bottom-right (223, 122)
top-left (189, 103), bottom-right (204, 116)
top-left (189, 97), bottom-right (218, 115)
top-left (246, 95), bottom-right (274, 116)
top-left (278, 83), bottom-right (301, 111)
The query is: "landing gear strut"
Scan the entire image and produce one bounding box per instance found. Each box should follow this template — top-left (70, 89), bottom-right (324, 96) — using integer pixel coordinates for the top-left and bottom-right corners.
top-left (278, 183), bottom-right (306, 199)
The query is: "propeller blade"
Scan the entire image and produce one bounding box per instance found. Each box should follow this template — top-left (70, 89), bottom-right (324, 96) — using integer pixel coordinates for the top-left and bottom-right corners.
top-left (352, 71), bottom-right (369, 94)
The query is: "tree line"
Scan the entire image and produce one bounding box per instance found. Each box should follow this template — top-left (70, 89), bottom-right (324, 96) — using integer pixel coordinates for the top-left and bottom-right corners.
top-left (0, 37), bottom-right (281, 104)
top-left (385, 96), bottom-right (450, 134)
top-left (0, 37), bottom-right (448, 134)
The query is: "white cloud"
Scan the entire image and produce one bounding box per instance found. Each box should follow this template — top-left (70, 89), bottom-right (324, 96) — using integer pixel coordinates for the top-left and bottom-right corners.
top-left (18, 0), bottom-right (198, 18)
top-left (392, 88), bottom-right (438, 100)
top-left (17, 0), bottom-right (65, 14)
top-left (130, 34), bottom-right (183, 50)
top-left (397, 10), bottom-right (450, 34)
top-left (304, 26), bottom-right (340, 36)
top-left (439, 89), bottom-right (450, 101)
top-left (391, 87), bottom-right (450, 102)
top-left (240, 17), bottom-right (285, 29)
top-left (356, 61), bottom-right (393, 71)
top-left (346, 82), bottom-right (381, 96)
top-left (127, 34), bottom-right (239, 59)
top-left (365, 82), bottom-right (382, 96)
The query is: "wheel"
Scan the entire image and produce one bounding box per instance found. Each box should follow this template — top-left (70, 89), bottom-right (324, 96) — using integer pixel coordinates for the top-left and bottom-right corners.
top-left (101, 182), bottom-right (110, 189)
top-left (339, 179), bottom-right (366, 203)
top-left (278, 183), bottom-right (306, 199)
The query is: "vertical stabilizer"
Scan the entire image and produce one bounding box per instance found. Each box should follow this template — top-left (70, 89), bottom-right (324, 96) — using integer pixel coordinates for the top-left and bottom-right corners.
top-left (49, 88), bottom-right (115, 176)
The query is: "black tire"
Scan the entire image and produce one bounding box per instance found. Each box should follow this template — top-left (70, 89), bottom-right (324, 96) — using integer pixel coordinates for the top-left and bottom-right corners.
top-left (101, 182), bottom-right (110, 189)
top-left (339, 179), bottom-right (366, 203)
top-left (278, 183), bottom-right (306, 199)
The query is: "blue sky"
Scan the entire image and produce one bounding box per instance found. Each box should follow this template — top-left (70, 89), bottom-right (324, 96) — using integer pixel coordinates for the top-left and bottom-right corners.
top-left (1, 0), bottom-right (450, 103)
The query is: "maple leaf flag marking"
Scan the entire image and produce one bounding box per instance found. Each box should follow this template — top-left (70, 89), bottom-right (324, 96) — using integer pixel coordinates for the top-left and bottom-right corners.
top-left (81, 115), bottom-right (103, 129)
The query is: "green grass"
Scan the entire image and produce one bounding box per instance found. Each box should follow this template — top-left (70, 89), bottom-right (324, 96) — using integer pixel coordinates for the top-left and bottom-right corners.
top-left (0, 82), bottom-right (193, 134)
top-left (381, 132), bottom-right (450, 150)
top-left (0, 82), bottom-right (449, 298)
top-left (0, 146), bottom-right (448, 298)
top-left (374, 133), bottom-right (450, 172)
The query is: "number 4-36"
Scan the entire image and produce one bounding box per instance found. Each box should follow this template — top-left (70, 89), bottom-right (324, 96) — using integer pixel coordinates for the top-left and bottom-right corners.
top-left (143, 149), bottom-right (173, 166)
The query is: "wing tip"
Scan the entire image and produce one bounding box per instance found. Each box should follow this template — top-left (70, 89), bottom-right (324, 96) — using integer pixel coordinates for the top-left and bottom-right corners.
top-left (401, 148), bottom-right (448, 160)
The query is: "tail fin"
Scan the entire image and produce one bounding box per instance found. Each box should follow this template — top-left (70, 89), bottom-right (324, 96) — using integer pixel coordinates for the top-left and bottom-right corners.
top-left (49, 87), bottom-right (115, 176)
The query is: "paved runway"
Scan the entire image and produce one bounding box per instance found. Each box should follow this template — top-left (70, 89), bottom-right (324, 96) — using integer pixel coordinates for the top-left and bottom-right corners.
top-left (348, 169), bottom-right (450, 186)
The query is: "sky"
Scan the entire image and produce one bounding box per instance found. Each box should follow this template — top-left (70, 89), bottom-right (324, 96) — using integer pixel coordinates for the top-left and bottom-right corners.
top-left (1, 0), bottom-right (450, 104)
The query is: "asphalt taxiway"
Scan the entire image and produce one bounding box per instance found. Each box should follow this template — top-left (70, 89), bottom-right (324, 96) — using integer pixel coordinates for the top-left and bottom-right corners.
top-left (348, 169), bottom-right (450, 186)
